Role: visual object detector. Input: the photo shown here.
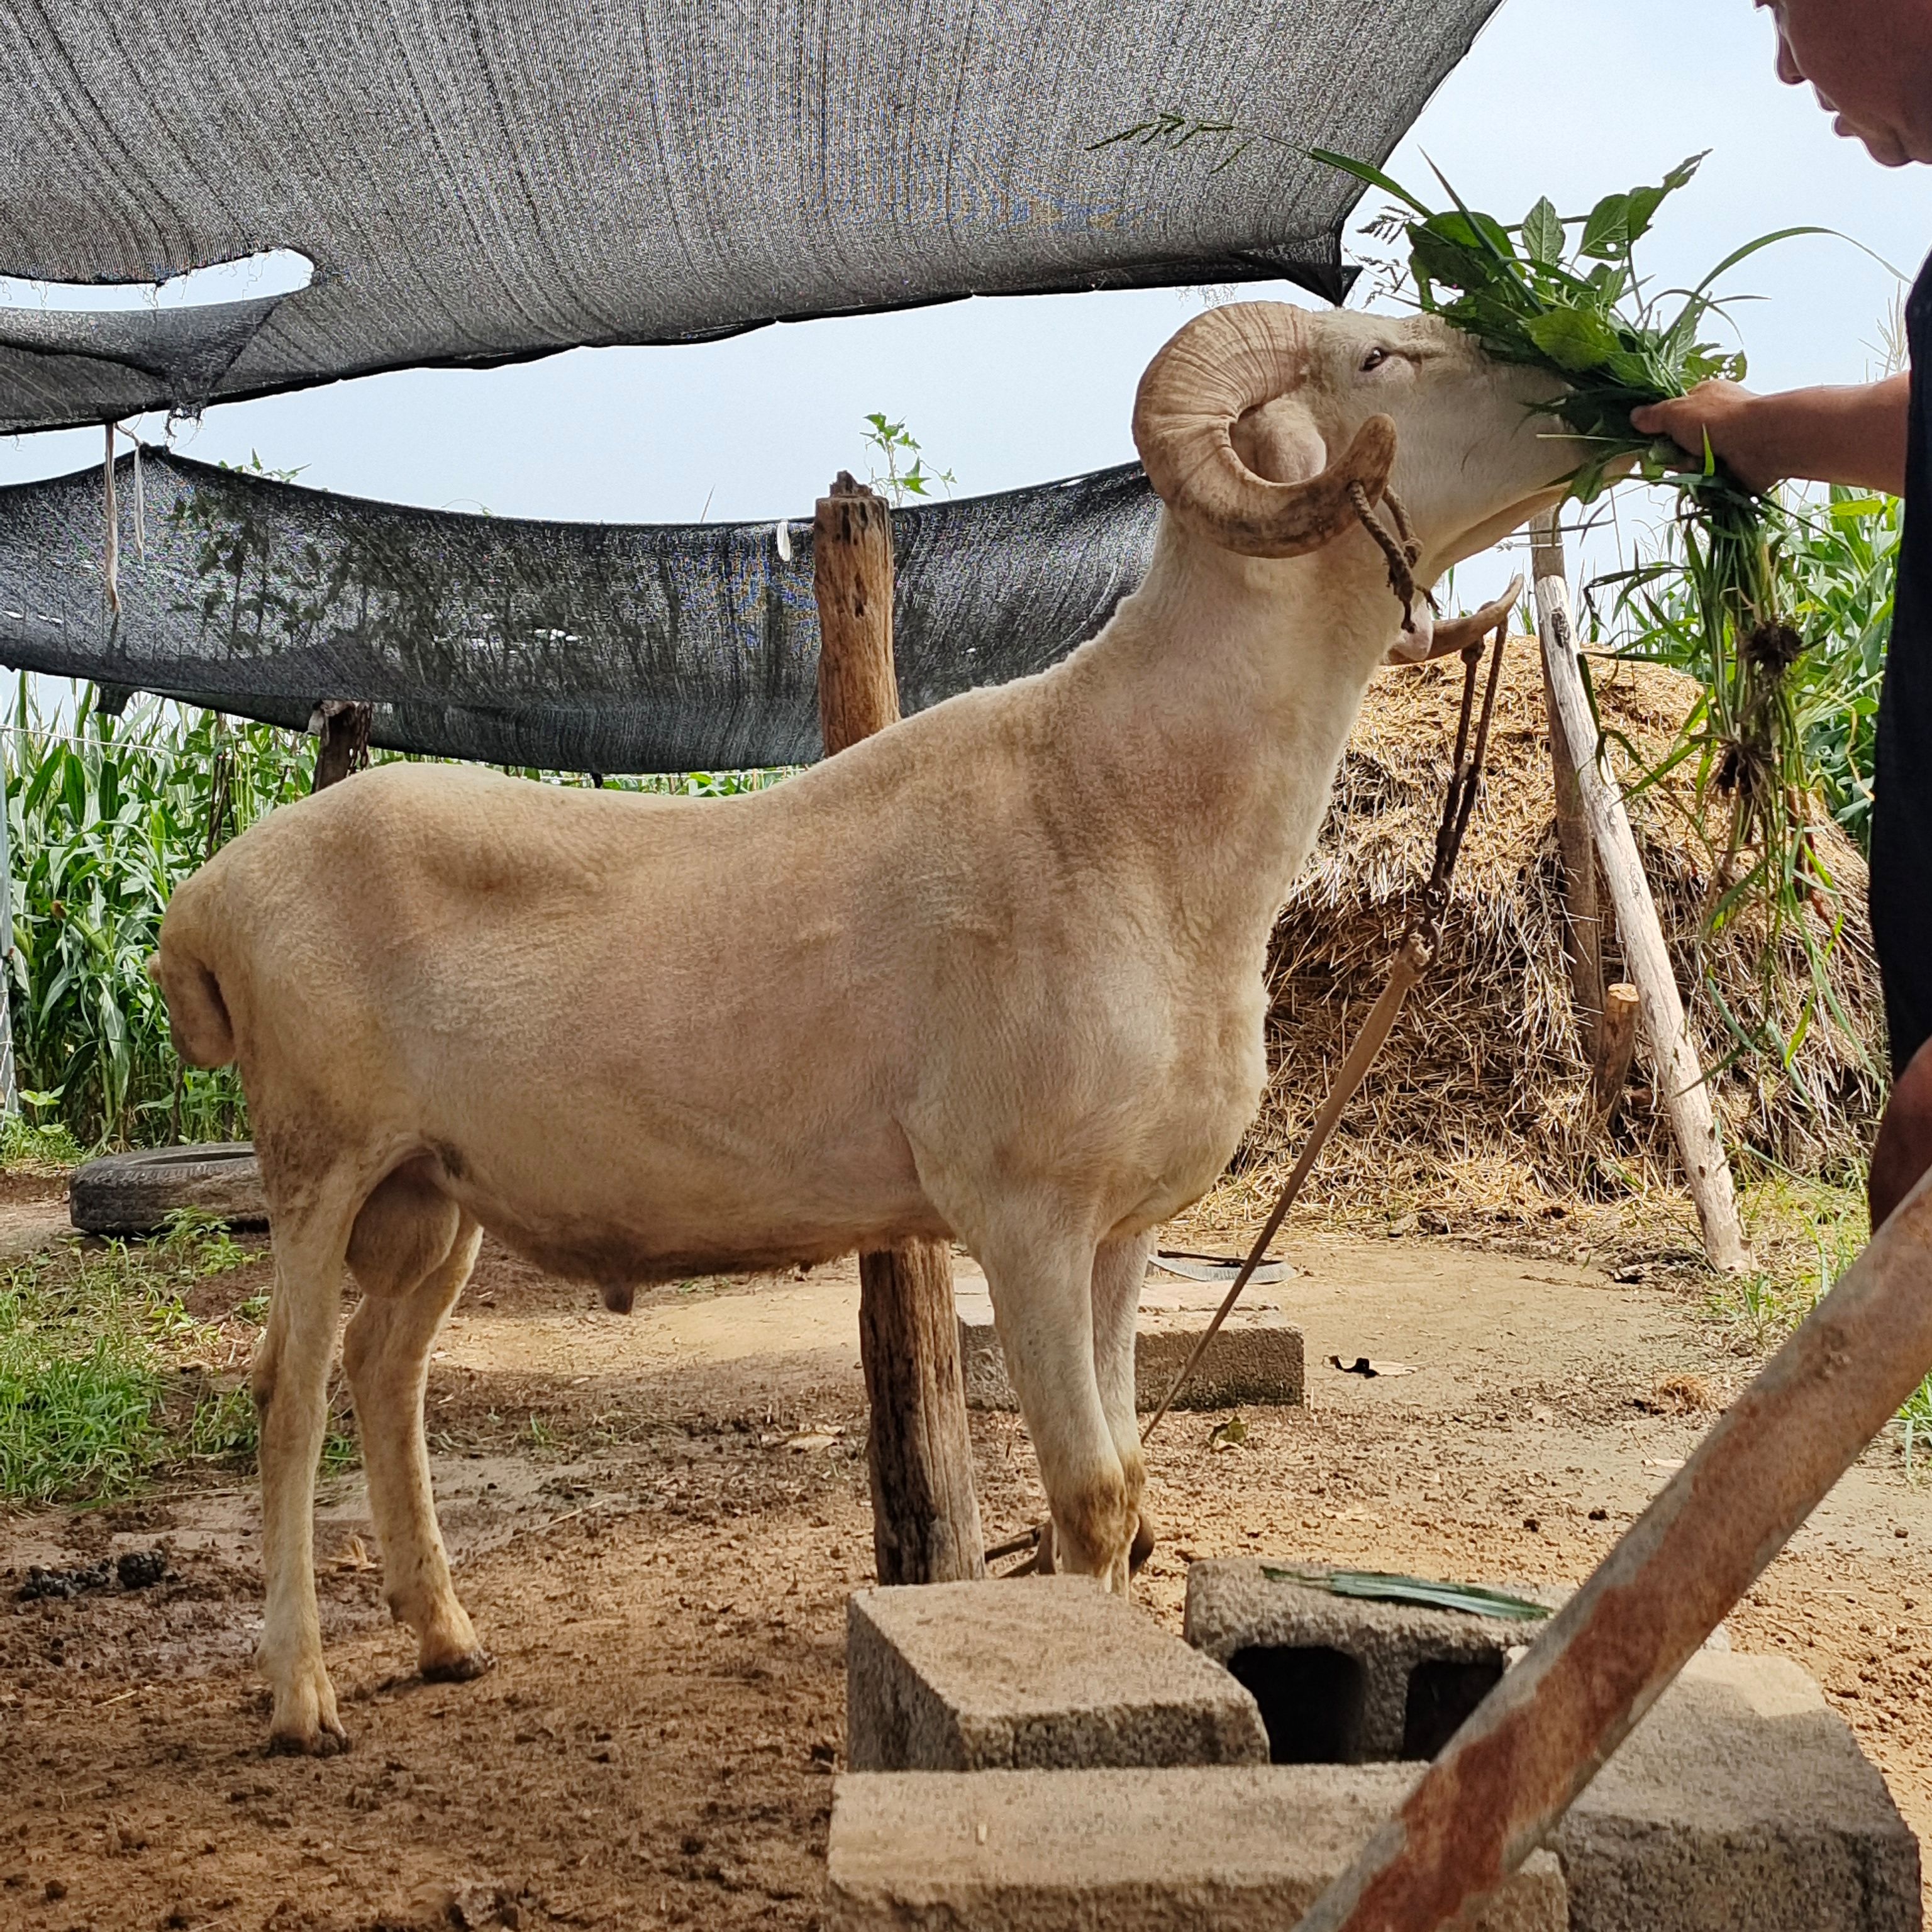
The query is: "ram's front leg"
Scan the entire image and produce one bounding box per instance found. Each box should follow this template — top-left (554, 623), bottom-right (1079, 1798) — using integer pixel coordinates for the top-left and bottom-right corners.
top-left (980, 1218), bottom-right (1136, 1591)
top-left (1091, 1230), bottom-right (1158, 1585)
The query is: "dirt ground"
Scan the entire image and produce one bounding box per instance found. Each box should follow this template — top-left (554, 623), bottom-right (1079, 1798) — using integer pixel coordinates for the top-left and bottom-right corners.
top-left (5, 1204), bottom-right (1932, 1932)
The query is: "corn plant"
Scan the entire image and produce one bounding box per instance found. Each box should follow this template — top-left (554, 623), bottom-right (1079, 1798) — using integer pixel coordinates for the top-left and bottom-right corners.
top-left (5, 679), bottom-right (314, 1148)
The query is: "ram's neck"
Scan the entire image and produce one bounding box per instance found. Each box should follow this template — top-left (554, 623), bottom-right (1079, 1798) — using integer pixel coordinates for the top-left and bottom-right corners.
top-left (1053, 519), bottom-right (1402, 949)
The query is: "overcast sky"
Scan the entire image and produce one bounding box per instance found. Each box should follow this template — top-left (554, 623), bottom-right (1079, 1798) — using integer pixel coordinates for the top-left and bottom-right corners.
top-left (4, 0), bottom-right (1931, 615)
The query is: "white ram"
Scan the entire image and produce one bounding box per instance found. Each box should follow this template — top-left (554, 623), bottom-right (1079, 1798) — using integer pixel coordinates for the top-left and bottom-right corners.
top-left (152, 301), bottom-right (1577, 1753)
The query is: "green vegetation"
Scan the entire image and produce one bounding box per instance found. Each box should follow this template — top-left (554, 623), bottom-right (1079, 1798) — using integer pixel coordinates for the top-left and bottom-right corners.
top-left (1314, 152), bottom-right (1867, 1056)
top-left (861, 411), bottom-right (955, 503)
top-left (1609, 486), bottom-right (1899, 855)
top-left (0, 1209), bottom-right (357, 1504)
top-left (8, 680), bottom-right (309, 1150)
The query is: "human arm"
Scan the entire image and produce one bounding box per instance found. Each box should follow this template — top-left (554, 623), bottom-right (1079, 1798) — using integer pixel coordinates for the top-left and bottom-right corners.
top-left (1629, 373), bottom-right (1909, 497)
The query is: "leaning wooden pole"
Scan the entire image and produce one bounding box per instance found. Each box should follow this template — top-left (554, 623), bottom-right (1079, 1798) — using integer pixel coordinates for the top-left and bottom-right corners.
top-left (812, 472), bottom-right (985, 1586)
top-left (1292, 1163), bottom-right (1932, 1932)
top-left (1532, 536), bottom-right (1750, 1273)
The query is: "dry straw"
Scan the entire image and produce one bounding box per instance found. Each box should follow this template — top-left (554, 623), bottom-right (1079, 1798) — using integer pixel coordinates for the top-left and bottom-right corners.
top-left (1219, 650), bottom-right (1880, 1229)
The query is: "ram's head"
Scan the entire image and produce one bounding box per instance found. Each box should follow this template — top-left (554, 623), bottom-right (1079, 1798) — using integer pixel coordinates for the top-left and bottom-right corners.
top-left (1133, 302), bottom-right (1582, 659)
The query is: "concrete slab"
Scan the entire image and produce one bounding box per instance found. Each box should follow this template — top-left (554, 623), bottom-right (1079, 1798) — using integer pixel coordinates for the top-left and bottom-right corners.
top-left (826, 1764), bottom-right (1568, 1931)
top-left (955, 1269), bottom-right (1304, 1411)
top-left (847, 1577), bottom-right (1268, 1772)
top-left (1555, 1650), bottom-right (1921, 1931)
top-left (1182, 1558), bottom-right (1543, 1762)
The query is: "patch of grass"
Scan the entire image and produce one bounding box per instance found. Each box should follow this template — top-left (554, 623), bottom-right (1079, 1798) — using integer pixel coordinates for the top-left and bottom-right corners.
top-left (1702, 1171), bottom-right (1867, 1351)
top-left (0, 1244), bottom-right (169, 1502)
top-left (1, 1110), bottom-right (82, 1169)
top-left (0, 1229), bottom-right (356, 1504)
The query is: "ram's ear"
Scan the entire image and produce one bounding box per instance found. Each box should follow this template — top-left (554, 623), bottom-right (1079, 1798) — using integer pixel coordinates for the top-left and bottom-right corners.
top-left (1229, 394), bottom-right (1330, 487)
top-left (1383, 576), bottom-right (1524, 667)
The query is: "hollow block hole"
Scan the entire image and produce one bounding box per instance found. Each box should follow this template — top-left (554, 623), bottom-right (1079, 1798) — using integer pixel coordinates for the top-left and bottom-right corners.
top-left (1224, 1645), bottom-right (1366, 1763)
top-left (1402, 1653), bottom-right (1504, 1761)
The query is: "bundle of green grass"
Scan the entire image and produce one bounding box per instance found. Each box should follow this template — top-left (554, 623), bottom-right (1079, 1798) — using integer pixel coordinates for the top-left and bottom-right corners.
top-left (1318, 150), bottom-right (1856, 1051)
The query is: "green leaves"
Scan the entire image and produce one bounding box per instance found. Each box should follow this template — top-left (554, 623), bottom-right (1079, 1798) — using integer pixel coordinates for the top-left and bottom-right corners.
top-left (1521, 196), bottom-right (1564, 267)
top-left (1580, 153), bottom-right (1708, 259)
top-left (1261, 1566), bottom-right (1553, 1623)
top-left (1524, 307), bottom-right (1622, 373)
top-left (1306, 142), bottom-right (1882, 1088)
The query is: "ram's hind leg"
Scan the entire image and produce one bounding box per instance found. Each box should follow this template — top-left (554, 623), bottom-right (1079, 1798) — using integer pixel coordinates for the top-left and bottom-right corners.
top-left (255, 1192), bottom-right (355, 1754)
top-left (342, 1163), bottom-right (489, 1684)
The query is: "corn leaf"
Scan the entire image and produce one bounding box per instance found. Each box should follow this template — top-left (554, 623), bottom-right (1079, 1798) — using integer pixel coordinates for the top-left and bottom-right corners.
top-left (1261, 1566), bottom-right (1552, 1623)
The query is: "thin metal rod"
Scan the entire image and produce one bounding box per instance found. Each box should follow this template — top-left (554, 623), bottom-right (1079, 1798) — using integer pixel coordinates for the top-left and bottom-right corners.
top-left (1291, 1165), bottom-right (1932, 1932)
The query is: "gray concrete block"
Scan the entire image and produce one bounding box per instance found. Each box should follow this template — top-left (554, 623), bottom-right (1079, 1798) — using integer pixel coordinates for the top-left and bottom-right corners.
top-left (955, 1271), bottom-right (1304, 1412)
top-left (847, 1577), bottom-right (1269, 1772)
top-left (1556, 1650), bottom-right (1921, 1932)
top-left (1183, 1558), bottom-right (1542, 1762)
top-left (826, 1764), bottom-right (1568, 1931)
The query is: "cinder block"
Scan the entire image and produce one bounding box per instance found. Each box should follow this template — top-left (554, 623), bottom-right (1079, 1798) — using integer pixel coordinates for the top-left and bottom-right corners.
top-left (847, 1577), bottom-right (1269, 1772)
top-left (955, 1272), bottom-right (1303, 1411)
top-left (826, 1764), bottom-right (1568, 1931)
top-left (1555, 1650), bottom-right (1921, 1931)
top-left (1183, 1559), bottom-right (1540, 1762)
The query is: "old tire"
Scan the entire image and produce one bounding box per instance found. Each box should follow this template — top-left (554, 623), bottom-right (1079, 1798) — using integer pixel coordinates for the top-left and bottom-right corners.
top-left (69, 1143), bottom-right (268, 1236)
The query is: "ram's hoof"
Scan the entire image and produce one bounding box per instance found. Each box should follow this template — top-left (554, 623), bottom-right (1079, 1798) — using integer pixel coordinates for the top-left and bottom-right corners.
top-left (421, 1646), bottom-right (495, 1684)
top-left (1130, 1508), bottom-right (1160, 1575)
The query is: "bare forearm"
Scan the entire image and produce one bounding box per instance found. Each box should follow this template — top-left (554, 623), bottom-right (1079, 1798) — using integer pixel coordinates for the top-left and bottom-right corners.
top-left (1747, 375), bottom-right (1909, 494)
top-left (1631, 374), bottom-right (1909, 496)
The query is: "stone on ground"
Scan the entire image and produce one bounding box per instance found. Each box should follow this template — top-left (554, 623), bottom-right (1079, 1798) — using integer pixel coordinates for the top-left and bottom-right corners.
top-left (847, 1577), bottom-right (1268, 1772)
top-left (826, 1764), bottom-right (1568, 1931)
top-left (1182, 1558), bottom-right (1540, 1762)
top-left (1555, 1650), bottom-right (1921, 1931)
top-left (954, 1267), bottom-right (1303, 1411)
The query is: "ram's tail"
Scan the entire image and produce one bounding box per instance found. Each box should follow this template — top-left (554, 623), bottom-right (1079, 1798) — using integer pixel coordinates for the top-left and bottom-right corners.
top-left (147, 928), bottom-right (236, 1070)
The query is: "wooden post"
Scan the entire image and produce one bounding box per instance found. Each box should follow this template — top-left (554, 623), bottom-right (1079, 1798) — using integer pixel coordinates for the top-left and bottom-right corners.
top-left (1592, 982), bottom-right (1640, 1126)
top-left (1532, 516), bottom-right (1606, 1036)
top-left (813, 472), bottom-right (987, 1585)
top-left (1533, 554), bottom-right (1751, 1272)
top-left (311, 700), bottom-right (372, 792)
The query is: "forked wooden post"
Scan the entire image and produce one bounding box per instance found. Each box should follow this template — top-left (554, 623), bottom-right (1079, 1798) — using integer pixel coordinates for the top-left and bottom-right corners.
top-left (813, 472), bottom-right (986, 1585)
top-left (1531, 526), bottom-right (1750, 1272)
top-left (311, 700), bottom-right (373, 791)
top-left (1531, 516), bottom-right (1605, 1031)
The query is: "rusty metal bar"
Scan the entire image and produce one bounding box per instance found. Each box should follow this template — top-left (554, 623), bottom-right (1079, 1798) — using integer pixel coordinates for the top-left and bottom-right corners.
top-left (1291, 1167), bottom-right (1932, 1932)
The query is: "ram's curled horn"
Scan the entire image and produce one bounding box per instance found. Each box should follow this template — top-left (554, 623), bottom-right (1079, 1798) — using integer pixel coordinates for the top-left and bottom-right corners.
top-left (1132, 301), bottom-right (1396, 558)
top-left (1402, 574), bottom-right (1527, 663)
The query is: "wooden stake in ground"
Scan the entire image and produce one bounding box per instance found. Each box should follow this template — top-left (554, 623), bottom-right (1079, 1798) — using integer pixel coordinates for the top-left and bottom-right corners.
top-left (813, 472), bottom-right (986, 1585)
top-left (1531, 518), bottom-right (1605, 1032)
top-left (1531, 530), bottom-right (1750, 1272)
top-left (1592, 982), bottom-right (1640, 1126)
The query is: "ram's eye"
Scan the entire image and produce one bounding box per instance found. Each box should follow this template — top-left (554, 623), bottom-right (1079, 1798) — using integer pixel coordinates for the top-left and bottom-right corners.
top-left (1361, 347), bottom-right (1391, 372)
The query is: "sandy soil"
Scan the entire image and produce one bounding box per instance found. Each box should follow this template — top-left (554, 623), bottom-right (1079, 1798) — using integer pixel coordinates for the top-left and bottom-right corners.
top-left (4, 1224), bottom-right (1931, 1931)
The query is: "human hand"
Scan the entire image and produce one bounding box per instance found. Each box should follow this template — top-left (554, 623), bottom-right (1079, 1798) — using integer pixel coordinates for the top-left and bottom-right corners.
top-left (1629, 380), bottom-right (1785, 496)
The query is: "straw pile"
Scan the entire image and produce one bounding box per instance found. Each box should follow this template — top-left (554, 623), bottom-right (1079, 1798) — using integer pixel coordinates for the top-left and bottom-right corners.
top-left (1223, 648), bottom-right (1884, 1225)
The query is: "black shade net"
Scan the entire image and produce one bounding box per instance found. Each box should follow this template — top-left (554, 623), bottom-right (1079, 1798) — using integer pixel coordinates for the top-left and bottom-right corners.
top-left (0, 0), bottom-right (1501, 433)
top-left (0, 450), bottom-right (1161, 773)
